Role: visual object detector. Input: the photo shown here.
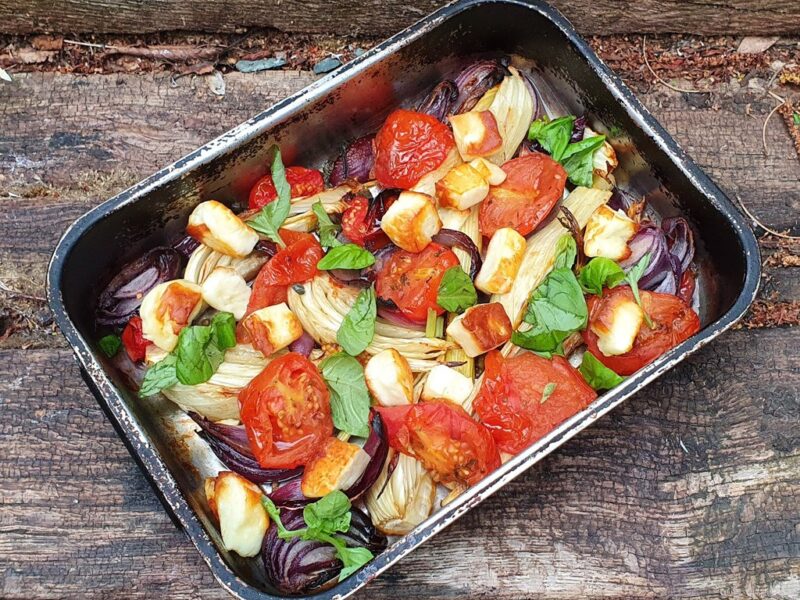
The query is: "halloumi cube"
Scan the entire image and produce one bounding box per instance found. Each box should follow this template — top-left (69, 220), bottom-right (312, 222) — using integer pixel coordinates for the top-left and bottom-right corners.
top-left (301, 437), bottom-right (371, 498)
top-left (584, 126), bottom-right (618, 182)
top-left (187, 200), bottom-right (259, 258)
top-left (589, 295), bottom-right (644, 356)
top-left (449, 111), bottom-right (503, 161)
top-left (421, 365), bottom-right (473, 407)
top-left (435, 163), bottom-right (490, 211)
top-left (364, 349), bottom-right (414, 407)
top-left (201, 267), bottom-right (251, 320)
top-left (140, 279), bottom-right (204, 352)
top-left (474, 227), bottom-right (526, 294)
top-left (469, 158), bottom-right (507, 186)
top-left (584, 204), bottom-right (639, 261)
top-left (380, 191), bottom-right (442, 252)
top-left (240, 302), bottom-right (303, 357)
top-left (446, 302), bottom-right (512, 358)
top-left (205, 471), bottom-right (268, 557)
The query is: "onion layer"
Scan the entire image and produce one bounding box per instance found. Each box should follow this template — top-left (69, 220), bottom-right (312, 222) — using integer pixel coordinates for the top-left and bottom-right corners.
top-left (431, 229), bottom-right (483, 279)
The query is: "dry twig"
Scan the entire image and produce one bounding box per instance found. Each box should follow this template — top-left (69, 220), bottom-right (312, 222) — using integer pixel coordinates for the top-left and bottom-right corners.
top-left (642, 36), bottom-right (706, 94)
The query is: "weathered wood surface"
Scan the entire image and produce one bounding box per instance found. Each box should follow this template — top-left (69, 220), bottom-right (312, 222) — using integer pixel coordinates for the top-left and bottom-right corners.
top-left (1, 0), bottom-right (800, 37)
top-left (1, 70), bottom-right (799, 598)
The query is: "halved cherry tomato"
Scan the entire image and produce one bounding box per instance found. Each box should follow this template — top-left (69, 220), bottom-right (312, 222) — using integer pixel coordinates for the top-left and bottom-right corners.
top-left (474, 350), bottom-right (597, 454)
top-left (238, 353), bottom-right (333, 469)
top-left (341, 195), bottom-right (371, 244)
top-left (374, 109), bottom-right (455, 189)
top-left (121, 316), bottom-right (148, 362)
top-left (479, 152), bottom-right (567, 238)
top-left (376, 401), bottom-right (500, 486)
top-left (375, 243), bottom-right (460, 323)
top-left (248, 166), bottom-right (325, 210)
top-left (583, 286), bottom-right (701, 376)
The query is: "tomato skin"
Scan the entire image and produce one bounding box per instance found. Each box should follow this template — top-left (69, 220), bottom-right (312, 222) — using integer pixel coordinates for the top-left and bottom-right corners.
top-left (374, 109), bottom-right (455, 189)
top-left (121, 316), bottom-right (148, 362)
top-left (678, 269), bottom-right (696, 306)
top-left (376, 401), bottom-right (500, 486)
top-left (238, 353), bottom-right (333, 469)
top-left (341, 195), bottom-right (371, 244)
top-left (248, 166), bottom-right (325, 210)
top-left (474, 351), bottom-right (597, 454)
top-left (375, 243), bottom-right (460, 323)
top-left (583, 286), bottom-right (701, 376)
top-left (479, 153), bottom-right (567, 238)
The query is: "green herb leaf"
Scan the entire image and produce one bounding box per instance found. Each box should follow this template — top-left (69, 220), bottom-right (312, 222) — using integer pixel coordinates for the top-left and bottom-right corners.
top-left (624, 253), bottom-right (654, 328)
top-left (553, 234), bottom-right (577, 270)
top-left (541, 382), bottom-right (557, 404)
top-left (320, 352), bottom-right (371, 437)
top-left (579, 351), bottom-right (625, 390)
top-left (793, 112), bottom-right (800, 127)
top-left (211, 311), bottom-right (237, 350)
top-left (560, 134), bottom-right (606, 187)
top-left (527, 116), bottom-right (575, 161)
top-left (318, 244), bottom-right (375, 271)
top-left (139, 355), bottom-right (179, 397)
top-left (312, 201), bottom-right (342, 249)
top-left (98, 334), bottom-right (121, 358)
top-left (336, 286), bottom-right (376, 356)
top-left (578, 257), bottom-right (626, 296)
top-left (437, 266), bottom-right (477, 313)
top-left (337, 545), bottom-right (374, 580)
top-left (247, 146), bottom-right (291, 247)
top-left (303, 491), bottom-right (352, 536)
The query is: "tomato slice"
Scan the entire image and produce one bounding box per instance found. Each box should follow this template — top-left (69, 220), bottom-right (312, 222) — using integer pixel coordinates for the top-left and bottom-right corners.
top-left (583, 286), bottom-right (701, 376)
top-left (479, 153), bottom-right (567, 238)
top-left (375, 243), bottom-right (460, 323)
top-left (238, 353), bottom-right (333, 469)
top-left (341, 195), bottom-right (371, 244)
top-left (376, 401), bottom-right (500, 486)
top-left (374, 109), bottom-right (455, 189)
top-left (248, 166), bottom-right (325, 210)
top-left (474, 351), bottom-right (597, 454)
top-left (121, 316), bottom-right (148, 362)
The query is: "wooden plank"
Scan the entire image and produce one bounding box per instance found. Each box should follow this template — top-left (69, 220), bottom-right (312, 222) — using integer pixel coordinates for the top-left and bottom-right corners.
top-left (1, 0), bottom-right (799, 36)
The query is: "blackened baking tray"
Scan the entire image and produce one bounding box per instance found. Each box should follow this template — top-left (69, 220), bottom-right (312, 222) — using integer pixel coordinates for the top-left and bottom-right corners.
top-left (47, 0), bottom-right (761, 597)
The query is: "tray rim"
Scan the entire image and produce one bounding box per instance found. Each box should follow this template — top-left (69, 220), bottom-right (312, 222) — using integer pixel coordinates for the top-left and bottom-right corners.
top-left (46, 0), bottom-right (762, 598)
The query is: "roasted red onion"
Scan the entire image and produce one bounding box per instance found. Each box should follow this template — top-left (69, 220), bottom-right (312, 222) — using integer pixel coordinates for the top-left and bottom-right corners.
top-left (329, 135), bottom-right (375, 186)
top-left (520, 71), bottom-right (542, 122)
top-left (417, 80), bottom-right (459, 122)
top-left (96, 247), bottom-right (182, 326)
top-left (431, 229), bottom-right (483, 279)
top-left (255, 239), bottom-right (279, 257)
top-left (328, 243), bottom-right (397, 289)
top-left (661, 216), bottom-right (695, 273)
top-left (288, 331), bottom-right (315, 357)
top-left (453, 59), bottom-right (509, 114)
top-left (377, 305), bottom-right (425, 329)
top-left (172, 234), bottom-right (201, 258)
top-left (570, 115), bottom-right (587, 143)
top-left (621, 217), bottom-right (695, 296)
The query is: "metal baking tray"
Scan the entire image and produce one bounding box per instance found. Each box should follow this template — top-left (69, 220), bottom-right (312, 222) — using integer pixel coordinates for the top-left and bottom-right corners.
top-left (47, 0), bottom-right (761, 597)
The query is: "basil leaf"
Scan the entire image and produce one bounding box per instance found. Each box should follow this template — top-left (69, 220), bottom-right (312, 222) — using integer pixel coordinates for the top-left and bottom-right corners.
top-left (578, 257), bottom-right (626, 296)
top-left (98, 334), bottom-right (121, 357)
top-left (303, 491), bottom-right (352, 536)
top-left (211, 312), bottom-right (237, 349)
top-left (174, 326), bottom-right (220, 385)
top-left (579, 351), bottom-right (625, 391)
top-left (436, 266), bottom-right (477, 313)
top-left (320, 352), bottom-right (371, 437)
top-left (561, 135), bottom-right (606, 187)
top-left (139, 355), bottom-right (178, 397)
top-left (337, 545), bottom-right (374, 581)
top-left (247, 146), bottom-right (291, 247)
top-left (527, 115), bottom-right (575, 161)
top-left (312, 201), bottom-right (342, 249)
top-left (337, 286), bottom-right (376, 356)
top-left (553, 234), bottom-right (577, 270)
top-left (541, 382), bottom-right (557, 404)
top-left (318, 244), bottom-right (375, 271)
top-left (624, 253), bottom-right (654, 328)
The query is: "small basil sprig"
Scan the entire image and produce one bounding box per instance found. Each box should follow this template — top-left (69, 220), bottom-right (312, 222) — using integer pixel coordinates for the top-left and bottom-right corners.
top-left (437, 266), bottom-right (477, 313)
top-left (318, 244), bottom-right (375, 271)
top-left (336, 286), bottom-right (376, 356)
top-left (319, 352), bottom-right (371, 437)
top-left (248, 146), bottom-right (292, 248)
top-left (527, 115), bottom-right (606, 187)
top-left (98, 334), bottom-right (121, 358)
top-left (579, 351), bottom-right (625, 391)
top-left (624, 253), bottom-right (654, 328)
top-left (312, 201), bottom-right (342, 249)
top-left (578, 257), bottom-right (626, 296)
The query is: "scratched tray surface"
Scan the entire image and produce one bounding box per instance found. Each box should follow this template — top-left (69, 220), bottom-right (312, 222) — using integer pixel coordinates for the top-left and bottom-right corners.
top-left (48, 1), bottom-right (760, 598)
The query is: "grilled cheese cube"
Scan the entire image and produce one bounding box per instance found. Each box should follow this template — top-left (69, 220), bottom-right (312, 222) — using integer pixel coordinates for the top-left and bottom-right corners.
top-left (449, 111), bottom-right (503, 161)
top-left (140, 279), bottom-right (204, 351)
top-left (469, 158), bottom-right (507, 186)
top-left (364, 349), bottom-right (414, 407)
top-left (205, 472), bottom-right (268, 557)
top-left (240, 302), bottom-right (302, 357)
top-left (589, 295), bottom-right (644, 356)
top-left (446, 302), bottom-right (512, 358)
top-left (186, 200), bottom-right (259, 258)
top-left (380, 191), bottom-right (442, 252)
top-left (435, 163), bottom-right (490, 211)
top-left (584, 126), bottom-right (618, 182)
top-left (201, 267), bottom-right (251, 320)
top-left (421, 365), bottom-right (473, 407)
top-left (584, 205), bottom-right (638, 261)
top-left (301, 437), bottom-right (371, 498)
top-left (474, 227), bottom-right (526, 294)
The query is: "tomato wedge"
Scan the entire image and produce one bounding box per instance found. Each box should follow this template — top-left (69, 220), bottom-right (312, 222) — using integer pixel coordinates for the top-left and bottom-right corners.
top-left (340, 195), bottom-right (371, 245)
top-left (583, 286), bottom-right (701, 376)
top-left (238, 353), bottom-right (333, 469)
top-left (479, 152), bottom-right (567, 238)
top-left (474, 350), bottom-right (597, 454)
top-left (375, 243), bottom-right (460, 323)
top-left (248, 166), bottom-right (325, 210)
top-left (121, 316), bottom-right (148, 362)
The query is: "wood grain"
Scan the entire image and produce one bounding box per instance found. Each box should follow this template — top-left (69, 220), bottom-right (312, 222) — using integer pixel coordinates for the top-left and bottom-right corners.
top-left (1, 1), bottom-right (799, 36)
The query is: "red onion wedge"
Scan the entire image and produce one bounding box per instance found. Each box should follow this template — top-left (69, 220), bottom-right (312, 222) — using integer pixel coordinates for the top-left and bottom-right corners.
top-left (661, 216), bottom-right (695, 273)
top-left (431, 229), bottom-right (483, 279)
top-left (172, 234), bottom-right (201, 258)
top-left (453, 59), bottom-right (509, 114)
top-left (377, 305), bottom-right (425, 330)
top-left (417, 80), bottom-right (458, 122)
top-left (329, 135), bottom-right (375, 186)
top-left (288, 331), bottom-right (315, 357)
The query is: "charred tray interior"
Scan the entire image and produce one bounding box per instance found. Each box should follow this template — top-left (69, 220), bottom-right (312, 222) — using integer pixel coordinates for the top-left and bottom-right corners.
top-left (47, 0), bottom-right (760, 598)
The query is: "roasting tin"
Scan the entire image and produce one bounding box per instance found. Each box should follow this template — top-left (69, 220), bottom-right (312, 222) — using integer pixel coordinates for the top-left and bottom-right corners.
top-left (47, 0), bottom-right (761, 597)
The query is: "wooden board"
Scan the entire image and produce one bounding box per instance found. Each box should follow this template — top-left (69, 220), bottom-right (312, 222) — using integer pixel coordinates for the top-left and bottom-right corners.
top-left (0, 70), bottom-right (799, 598)
top-left (1, 0), bottom-right (800, 36)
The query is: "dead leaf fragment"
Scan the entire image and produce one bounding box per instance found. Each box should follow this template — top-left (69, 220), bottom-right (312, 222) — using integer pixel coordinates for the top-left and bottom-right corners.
top-left (206, 70), bottom-right (226, 96)
top-left (737, 36), bottom-right (779, 55)
top-left (31, 35), bottom-right (64, 51)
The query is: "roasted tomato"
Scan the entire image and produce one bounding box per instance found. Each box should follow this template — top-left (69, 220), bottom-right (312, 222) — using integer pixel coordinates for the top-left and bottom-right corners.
top-left (376, 401), bottom-right (500, 486)
top-left (375, 243), bottom-right (460, 323)
top-left (121, 316), bottom-right (148, 362)
top-left (678, 269), bottom-right (696, 306)
top-left (479, 153), bottom-right (567, 238)
top-left (341, 195), bottom-right (371, 244)
top-left (248, 166), bottom-right (325, 210)
top-left (583, 286), bottom-right (701, 376)
top-left (374, 109), bottom-right (455, 189)
top-left (474, 351), bottom-right (597, 454)
top-left (238, 353), bottom-right (333, 469)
